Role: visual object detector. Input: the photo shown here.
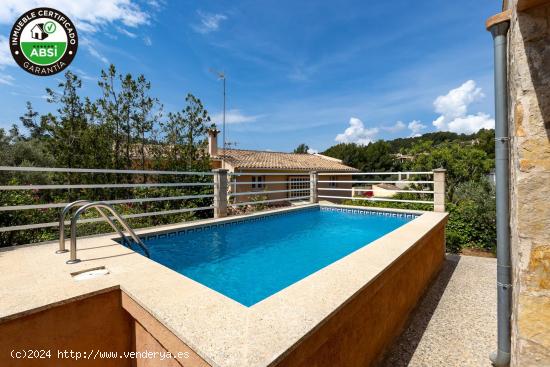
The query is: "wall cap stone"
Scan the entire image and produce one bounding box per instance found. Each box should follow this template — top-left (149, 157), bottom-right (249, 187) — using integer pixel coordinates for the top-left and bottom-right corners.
top-left (486, 10), bottom-right (512, 30)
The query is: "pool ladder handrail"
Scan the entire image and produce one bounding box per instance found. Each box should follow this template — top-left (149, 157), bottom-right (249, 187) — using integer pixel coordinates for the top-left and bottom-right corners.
top-left (58, 200), bottom-right (126, 254)
top-left (64, 201), bottom-right (150, 264)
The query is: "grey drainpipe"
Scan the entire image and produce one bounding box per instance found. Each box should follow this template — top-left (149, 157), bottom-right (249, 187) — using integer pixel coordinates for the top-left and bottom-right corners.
top-left (488, 17), bottom-right (511, 367)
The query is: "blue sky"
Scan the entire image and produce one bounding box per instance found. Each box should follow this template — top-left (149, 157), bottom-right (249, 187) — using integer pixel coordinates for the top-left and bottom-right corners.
top-left (0, 0), bottom-right (499, 152)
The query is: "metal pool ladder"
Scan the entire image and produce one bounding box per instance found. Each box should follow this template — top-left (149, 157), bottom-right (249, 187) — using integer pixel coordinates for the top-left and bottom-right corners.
top-left (58, 200), bottom-right (150, 264)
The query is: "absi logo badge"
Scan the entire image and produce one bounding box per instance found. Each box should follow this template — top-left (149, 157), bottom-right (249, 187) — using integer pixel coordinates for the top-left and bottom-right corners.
top-left (9, 8), bottom-right (78, 76)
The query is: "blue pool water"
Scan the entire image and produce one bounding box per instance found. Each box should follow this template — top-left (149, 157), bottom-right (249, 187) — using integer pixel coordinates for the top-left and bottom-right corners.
top-left (141, 208), bottom-right (414, 306)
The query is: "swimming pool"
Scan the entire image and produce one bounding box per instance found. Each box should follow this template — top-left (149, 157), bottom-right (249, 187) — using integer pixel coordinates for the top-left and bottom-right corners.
top-left (141, 207), bottom-right (416, 306)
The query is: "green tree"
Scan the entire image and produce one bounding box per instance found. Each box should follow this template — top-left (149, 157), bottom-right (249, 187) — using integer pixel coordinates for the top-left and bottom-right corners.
top-left (323, 141), bottom-right (399, 172)
top-left (81, 97), bottom-right (113, 170)
top-left (403, 142), bottom-right (493, 202)
top-left (19, 102), bottom-right (45, 140)
top-left (131, 75), bottom-right (161, 171)
top-left (0, 125), bottom-right (55, 171)
top-left (43, 71), bottom-right (90, 169)
top-left (293, 143), bottom-right (309, 154)
top-left (362, 141), bottom-right (396, 171)
top-left (96, 65), bottom-right (161, 171)
top-left (446, 180), bottom-right (496, 252)
top-left (474, 128), bottom-right (495, 159)
top-left (161, 93), bottom-right (212, 171)
top-left (323, 143), bottom-right (368, 168)
top-left (97, 64), bottom-right (124, 170)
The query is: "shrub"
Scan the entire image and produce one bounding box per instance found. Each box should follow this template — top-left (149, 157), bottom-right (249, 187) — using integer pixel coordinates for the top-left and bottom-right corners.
top-left (343, 191), bottom-right (433, 211)
top-left (342, 180), bottom-right (496, 253)
top-left (446, 180), bottom-right (496, 253)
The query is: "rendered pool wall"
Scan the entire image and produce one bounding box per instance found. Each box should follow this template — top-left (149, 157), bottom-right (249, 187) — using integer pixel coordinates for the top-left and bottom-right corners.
top-left (273, 214), bottom-right (447, 367)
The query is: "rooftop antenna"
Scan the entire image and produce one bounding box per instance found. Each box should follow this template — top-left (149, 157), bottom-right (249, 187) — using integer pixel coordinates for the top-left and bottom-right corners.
top-left (210, 68), bottom-right (226, 168)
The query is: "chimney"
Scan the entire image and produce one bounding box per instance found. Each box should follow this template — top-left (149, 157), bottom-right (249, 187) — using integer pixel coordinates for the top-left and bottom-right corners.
top-left (207, 128), bottom-right (220, 156)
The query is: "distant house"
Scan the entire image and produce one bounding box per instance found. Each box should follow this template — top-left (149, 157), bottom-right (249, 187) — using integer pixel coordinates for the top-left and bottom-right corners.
top-left (392, 153), bottom-right (414, 163)
top-left (31, 24), bottom-right (48, 40)
top-left (352, 183), bottom-right (401, 198)
top-left (207, 129), bottom-right (358, 203)
top-left (372, 183), bottom-right (400, 198)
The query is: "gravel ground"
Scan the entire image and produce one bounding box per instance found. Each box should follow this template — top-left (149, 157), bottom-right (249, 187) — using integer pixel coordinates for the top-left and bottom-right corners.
top-left (380, 254), bottom-right (497, 367)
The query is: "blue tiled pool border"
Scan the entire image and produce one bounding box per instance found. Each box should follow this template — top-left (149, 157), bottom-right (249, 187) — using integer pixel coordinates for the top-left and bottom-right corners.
top-left (320, 206), bottom-right (419, 219)
top-left (137, 206), bottom-right (419, 242)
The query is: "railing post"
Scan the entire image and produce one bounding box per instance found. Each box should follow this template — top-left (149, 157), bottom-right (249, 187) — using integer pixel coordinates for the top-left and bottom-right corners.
top-left (213, 169), bottom-right (228, 218)
top-left (310, 171), bottom-right (318, 203)
top-left (433, 168), bottom-right (446, 212)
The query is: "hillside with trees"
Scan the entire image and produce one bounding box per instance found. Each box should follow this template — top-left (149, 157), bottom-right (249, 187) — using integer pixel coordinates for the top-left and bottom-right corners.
top-left (321, 129), bottom-right (496, 253)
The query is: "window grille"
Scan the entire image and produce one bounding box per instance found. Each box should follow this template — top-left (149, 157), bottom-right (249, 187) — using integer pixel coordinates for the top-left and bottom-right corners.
top-left (289, 177), bottom-right (310, 198)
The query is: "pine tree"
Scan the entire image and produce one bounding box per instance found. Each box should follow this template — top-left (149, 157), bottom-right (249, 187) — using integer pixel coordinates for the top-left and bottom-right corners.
top-left (43, 71), bottom-right (89, 169)
top-left (19, 102), bottom-right (44, 139)
top-left (97, 64), bottom-right (123, 170)
top-left (132, 75), bottom-right (161, 172)
top-left (161, 93), bottom-right (211, 171)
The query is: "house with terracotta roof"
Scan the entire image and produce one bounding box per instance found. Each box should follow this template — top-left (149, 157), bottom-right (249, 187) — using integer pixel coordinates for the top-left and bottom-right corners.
top-left (207, 129), bottom-right (358, 203)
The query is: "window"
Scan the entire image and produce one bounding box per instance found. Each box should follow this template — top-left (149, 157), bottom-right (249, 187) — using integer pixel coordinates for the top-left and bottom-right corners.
top-left (251, 176), bottom-right (265, 189)
top-left (328, 176), bottom-right (337, 188)
top-left (289, 177), bottom-right (310, 198)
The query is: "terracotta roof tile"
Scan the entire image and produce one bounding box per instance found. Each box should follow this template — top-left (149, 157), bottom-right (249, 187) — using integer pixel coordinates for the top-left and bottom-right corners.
top-left (214, 149), bottom-right (358, 171)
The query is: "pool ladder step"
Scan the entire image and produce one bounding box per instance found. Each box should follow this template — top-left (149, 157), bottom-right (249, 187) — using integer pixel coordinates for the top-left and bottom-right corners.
top-left (58, 200), bottom-right (150, 264)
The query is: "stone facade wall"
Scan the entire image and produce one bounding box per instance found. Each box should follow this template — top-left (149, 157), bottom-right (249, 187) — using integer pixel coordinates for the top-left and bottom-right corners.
top-left (507, 1), bottom-right (550, 365)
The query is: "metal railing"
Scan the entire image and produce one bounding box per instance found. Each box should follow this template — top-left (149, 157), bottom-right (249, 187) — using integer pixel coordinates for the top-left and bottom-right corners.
top-left (0, 166), bottom-right (215, 233)
top-left (222, 170), bottom-right (439, 209)
top-left (229, 188), bottom-right (311, 197)
top-left (1, 166), bottom-right (214, 175)
top-left (317, 171), bottom-right (434, 175)
top-left (228, 171), bottom-right (311, 176)
top-left (316, 171), bottom-right (438, 206)
top-left (0, 167), bottom-right (445, 248)
top-left (229, 196), bottom-right (311, 207)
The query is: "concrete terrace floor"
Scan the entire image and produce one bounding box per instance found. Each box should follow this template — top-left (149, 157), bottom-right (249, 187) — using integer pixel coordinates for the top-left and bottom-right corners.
top-left (380, 254), bottom-right (497, 367)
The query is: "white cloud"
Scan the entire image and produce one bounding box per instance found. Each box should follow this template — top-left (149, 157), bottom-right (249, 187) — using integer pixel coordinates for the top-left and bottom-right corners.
top-left (0, 33), bottom-right (16, 85)
top-left (434, 80), bottom-right (483, 119)
top-left (0, 36), bottom-right (15, 69)
top-left (432, 80), bottom-right (494, 134)
top-left (87, 45), bottom-right (110, 64)
top-left (211, 109), bottom-right (259, 124)
top-left (143, 36), bottom-right (152, 46)
top-left (408, 120), bottom-right (426, 137)
top-left (434, 113), bottom-right (494, 134)
top-left (0, 74), bottom-right (15, 85)
top-left (116, 26), bottom-right (137, 38)
top-left (288, 67), bottom-right (308, 82)
top-left (73, 68), bottom-right (95, 81)
top-left (147, 0), bottom-right (162, 10)
top-left (381, 120), bottom-right (406, 132)
top-left (335, 117), bottom-right (379, 145)
top-left (80, 37), bottom-right (109, 65)
top-left (193, 11), bottom-right (227, 34)
top-left (0, 1), bottom-right (151, 33)
top-left (307, 148), bottom-right (319, 154)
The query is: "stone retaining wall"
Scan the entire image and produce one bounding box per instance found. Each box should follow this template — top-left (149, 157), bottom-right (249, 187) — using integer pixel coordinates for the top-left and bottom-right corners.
top-left (507, 1), bottom-right (550, 365)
